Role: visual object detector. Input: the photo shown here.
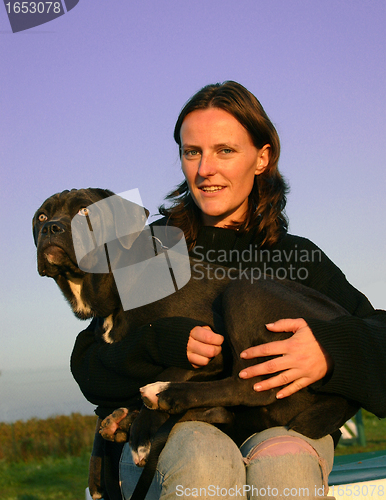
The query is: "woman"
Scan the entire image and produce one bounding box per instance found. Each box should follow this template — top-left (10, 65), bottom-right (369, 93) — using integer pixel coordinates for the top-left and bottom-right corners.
top-left (72, 81), bottom-right (386, 499)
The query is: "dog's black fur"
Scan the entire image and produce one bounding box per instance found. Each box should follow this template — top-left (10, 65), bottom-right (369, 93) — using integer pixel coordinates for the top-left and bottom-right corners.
top-left (33, 189), bottom-right (359, 495)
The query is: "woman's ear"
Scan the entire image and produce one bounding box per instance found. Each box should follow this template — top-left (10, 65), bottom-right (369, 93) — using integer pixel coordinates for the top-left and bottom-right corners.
top-left (255, 144), bottom-right (271, 175)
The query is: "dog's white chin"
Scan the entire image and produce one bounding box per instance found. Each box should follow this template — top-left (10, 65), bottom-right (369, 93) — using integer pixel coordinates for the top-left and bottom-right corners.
top-left (68, 278), bottom-right (93, 318)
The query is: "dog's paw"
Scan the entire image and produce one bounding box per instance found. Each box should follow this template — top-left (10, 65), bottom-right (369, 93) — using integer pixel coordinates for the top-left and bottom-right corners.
top-left (140, 382), bottom-right (190, 413)
top-left (99, 407), bottom-right (139, 443)
top-left (129, 407), bottom-right (170, 467)
top-left (150, 383), bottom-right (191, 413)
top-left (140, 382), bottom-right (170, 409)
top-left (131, 443), bottom-right (151, 467)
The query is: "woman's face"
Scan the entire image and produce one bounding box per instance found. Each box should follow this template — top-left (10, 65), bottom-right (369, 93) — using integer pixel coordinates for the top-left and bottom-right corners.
top-left (180, 107), bottom-right (270, 227)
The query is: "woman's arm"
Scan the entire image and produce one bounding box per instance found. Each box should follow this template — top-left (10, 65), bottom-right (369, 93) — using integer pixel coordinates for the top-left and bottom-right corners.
top-left (70, 317), bottom-right (212, 407)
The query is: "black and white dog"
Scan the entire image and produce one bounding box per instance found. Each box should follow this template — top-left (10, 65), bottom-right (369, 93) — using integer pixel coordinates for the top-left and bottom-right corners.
top-left (33, 188), bottom-right (359, 495)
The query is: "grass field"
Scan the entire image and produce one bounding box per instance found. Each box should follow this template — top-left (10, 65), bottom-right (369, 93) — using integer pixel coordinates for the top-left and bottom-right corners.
top-left (0, 413), bottom-right (96, 500)
top-left (0, 411), bottom-right (385, 500)
top-left (335, 410), bottom-right (386, 456)
top-left (0, 452), bottom-right (90, 500)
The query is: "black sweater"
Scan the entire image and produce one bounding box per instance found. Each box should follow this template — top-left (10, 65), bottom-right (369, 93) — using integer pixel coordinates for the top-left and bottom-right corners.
top-left (71, 225), bottom-right (386, 419)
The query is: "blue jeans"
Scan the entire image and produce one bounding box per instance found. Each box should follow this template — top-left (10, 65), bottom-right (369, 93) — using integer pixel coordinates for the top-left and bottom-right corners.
top-left (119, 423), bottom-right (334, 499)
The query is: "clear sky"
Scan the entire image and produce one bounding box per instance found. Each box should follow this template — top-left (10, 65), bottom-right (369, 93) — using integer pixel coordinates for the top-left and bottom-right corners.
top-left (0, 0), bottom-right (385, 372)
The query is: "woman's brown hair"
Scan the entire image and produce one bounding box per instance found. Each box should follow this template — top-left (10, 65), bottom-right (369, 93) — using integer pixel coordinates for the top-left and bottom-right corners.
top-left (159, 81), bottom-right (289, 248)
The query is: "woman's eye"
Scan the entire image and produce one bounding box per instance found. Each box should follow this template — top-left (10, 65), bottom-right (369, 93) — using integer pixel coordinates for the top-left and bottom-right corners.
top-left (78, 207), bottom-right (90, 217)
top-left (221, 148), bottom-right (233, 154)
top-left (183, 149), bottom-right (200, 157)
top-left (38, 213), bottom-right (47, 222)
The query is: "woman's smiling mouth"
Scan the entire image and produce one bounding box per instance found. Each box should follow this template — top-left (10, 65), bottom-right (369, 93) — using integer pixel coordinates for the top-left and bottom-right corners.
top-left (200, 186), bottom-right (225, 193)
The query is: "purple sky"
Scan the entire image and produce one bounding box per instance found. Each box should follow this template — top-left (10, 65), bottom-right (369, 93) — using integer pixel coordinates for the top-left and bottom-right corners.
top-left (0, 0), bottom-right (385, 372)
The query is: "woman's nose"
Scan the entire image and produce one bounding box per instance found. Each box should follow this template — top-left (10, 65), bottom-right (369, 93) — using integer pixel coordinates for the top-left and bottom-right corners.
top-left (197, 154), bottom-right (216, 177)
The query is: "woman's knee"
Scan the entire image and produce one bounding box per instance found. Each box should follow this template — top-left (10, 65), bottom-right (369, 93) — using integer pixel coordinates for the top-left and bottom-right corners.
top-left (241, 427), bottom-right (334, 498)
top-left (157, 422), bottom-right (246, 499)
top-left (159, 421), bottom-right (244, 471)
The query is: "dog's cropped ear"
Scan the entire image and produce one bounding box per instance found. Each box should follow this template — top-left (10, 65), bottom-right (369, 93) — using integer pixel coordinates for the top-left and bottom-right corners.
top-left (71, 193), bottom-right (150, 272)
top-left (112, 196), bottom-right (149, 250)
top-left (81, 190), bottom-right (149, 250)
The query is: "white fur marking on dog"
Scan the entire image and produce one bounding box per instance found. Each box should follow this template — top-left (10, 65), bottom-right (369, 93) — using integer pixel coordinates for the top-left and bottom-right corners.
top-left (67, 278), bottom-right (92, 316)
top-left (102, 315), bottom-right (114, 344)
top-left (140, 381), bottom-right (170, 409)
top-left (132, 444), bottom-right (152, 466)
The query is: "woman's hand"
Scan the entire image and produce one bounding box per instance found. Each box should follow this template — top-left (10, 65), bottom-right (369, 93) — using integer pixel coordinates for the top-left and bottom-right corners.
top-left (187, 325), bottom-right (224, 368)
top-left (239, 318), bottom-right (333, 399)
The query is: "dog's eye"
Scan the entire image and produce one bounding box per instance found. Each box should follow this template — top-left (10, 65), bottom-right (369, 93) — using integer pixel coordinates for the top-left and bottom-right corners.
top-left (78, 207), bottom-right (90, 217)
top-left (38, 213), bottom-right (47, 222)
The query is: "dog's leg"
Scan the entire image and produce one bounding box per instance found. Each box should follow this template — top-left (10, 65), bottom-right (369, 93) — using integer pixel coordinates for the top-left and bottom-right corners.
top-left (141, 375), bottom-right (278, 412)
top-left (129, 407), bottom-right (171, 466)
top-left (89, 419), bottom-right (105, 500)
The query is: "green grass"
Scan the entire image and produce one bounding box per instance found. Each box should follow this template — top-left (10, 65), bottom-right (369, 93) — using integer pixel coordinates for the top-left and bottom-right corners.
top-left (0, 414), bottom-right (97, 463)
top-left (0, 452), bottom-right (90, 500)
top-left (0, 411), bottom-right (385, 499)
top-left (335, 410), bottom-right (386, 456)
top-left (0, 413), bottom-right (96, 500)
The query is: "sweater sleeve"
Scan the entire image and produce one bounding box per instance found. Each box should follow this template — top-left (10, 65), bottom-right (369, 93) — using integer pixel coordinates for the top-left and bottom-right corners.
top-left (70, 316), bottom-right (209, 406)
top-left (70, 318), bottom-right (147, 409)
top-left (302, 253), bottom-right (386, 417)
top-left (147, 316), bottom-right (209, 369)
top-left (98, 316), bottom-right (210, 372)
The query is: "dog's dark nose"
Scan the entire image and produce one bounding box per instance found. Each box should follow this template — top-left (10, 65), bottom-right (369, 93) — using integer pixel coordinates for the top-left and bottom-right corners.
top-left (42, 221), bottom-right (65, 235)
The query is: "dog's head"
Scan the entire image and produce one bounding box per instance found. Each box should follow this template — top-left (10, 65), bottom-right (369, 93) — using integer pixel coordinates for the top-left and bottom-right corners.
top-left (33, 188), bottom-right (149, 321)
top-left (33, 188), bottom-right (109, 279)
top-left (33, 188), bottom-right (149, 277)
